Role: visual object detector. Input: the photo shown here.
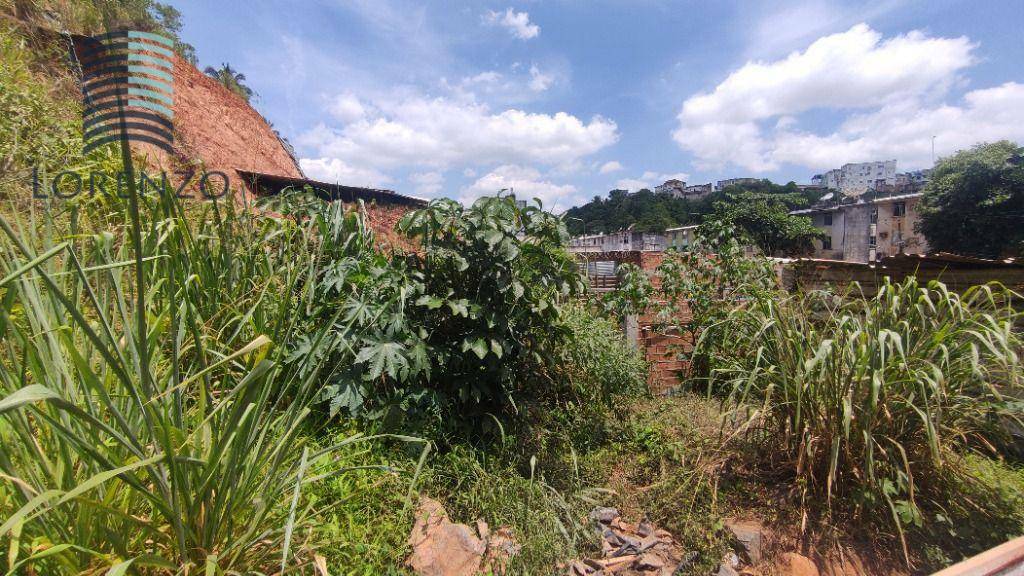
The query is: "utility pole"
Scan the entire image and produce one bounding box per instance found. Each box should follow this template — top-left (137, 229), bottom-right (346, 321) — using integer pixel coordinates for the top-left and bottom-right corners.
top-left (932, 135), bottom-right (936, 166)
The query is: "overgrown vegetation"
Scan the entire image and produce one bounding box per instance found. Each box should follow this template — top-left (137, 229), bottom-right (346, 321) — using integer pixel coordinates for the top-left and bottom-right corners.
top-left (698, 278), bottom-right (1024, 563)
top-left (3, 4), bottom-right (1024, 574)
top-left (919, 140), bottom-right (1024, 258)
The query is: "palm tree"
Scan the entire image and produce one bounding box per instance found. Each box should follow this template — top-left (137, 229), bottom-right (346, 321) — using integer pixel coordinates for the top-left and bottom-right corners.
top-left (203, 63), bottom-right (254, 102)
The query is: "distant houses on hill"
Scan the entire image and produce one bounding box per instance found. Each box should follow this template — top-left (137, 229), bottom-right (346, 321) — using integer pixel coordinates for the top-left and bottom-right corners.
top-left (572, 159), bottom-right (936, 263)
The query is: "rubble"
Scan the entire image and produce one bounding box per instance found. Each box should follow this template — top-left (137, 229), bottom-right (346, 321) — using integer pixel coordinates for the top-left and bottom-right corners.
top-left (565, 507), bottom-right (689, 576)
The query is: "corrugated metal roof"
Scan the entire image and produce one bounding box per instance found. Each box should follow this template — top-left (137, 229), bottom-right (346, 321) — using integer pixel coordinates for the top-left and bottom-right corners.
top-left (238, 170), bottom-right (427, 207)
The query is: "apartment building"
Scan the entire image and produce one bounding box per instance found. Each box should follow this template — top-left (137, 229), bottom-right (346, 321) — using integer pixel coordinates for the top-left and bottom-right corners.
top-left (811, 161), bottom-right (897, 195)
top-left (792, 192), bottom-right (929, 262)
top-left (568, 230), bottom-right (666, 253)
top-left (715, 177), bottom-right (760, 191)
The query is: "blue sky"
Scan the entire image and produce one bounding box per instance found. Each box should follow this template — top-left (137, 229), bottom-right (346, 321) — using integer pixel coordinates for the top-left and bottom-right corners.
top-left (172, 0), bottom-right (1024, 210)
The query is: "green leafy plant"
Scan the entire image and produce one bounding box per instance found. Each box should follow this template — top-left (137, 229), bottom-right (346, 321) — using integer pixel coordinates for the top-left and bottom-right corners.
top-left (698, 277), bottom-right (1023, 562)
top-left (0, 149), bottom-right (425, 573)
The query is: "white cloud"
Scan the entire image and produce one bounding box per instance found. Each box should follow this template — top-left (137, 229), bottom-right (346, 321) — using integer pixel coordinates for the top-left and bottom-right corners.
top-left (483, 8), bottom-right (540, 40)
top-left (772, 82), bottom-right (1024, 169)
top-left (409, 171), bottom-right (445, 195)
top-left (298, 96), bottom-right (618, 173)
top-left (328, 94), bottom-right (367, 124)
top-left (528, 65), bottom-right (554, 92)
top-left (598, 160), bottom-right (623, 174)
top-left (461, 165), bottom-right (579, 211)
top-left (673, 24), bottom-right (982, 172)
top-left (446, 63), bottom-right (558, 101)
top-left (614, 171), bottom-right (690, 192)
top-left (300, 157), bottom-right (392, 187)
top-left (614, 178), bottom-right (650, 192)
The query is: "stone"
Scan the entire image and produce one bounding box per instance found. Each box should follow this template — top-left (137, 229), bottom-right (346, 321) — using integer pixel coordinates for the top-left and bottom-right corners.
top-left (772, 553), bottom-right (819, 576)
top-left (636, 553), bottom-right (665, 570)
top-left (407, 497), bottom-right (486, 576)
top-left (725, 520), bottom-right (764, 564)
top-left (590, 506), bottom-right (620, 524)
top-left (724, 552), bottom-right (741, 568)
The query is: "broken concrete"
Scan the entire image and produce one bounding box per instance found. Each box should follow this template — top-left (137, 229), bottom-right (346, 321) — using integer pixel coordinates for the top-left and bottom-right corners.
top-left (565, 508), bottom-right (689, 576)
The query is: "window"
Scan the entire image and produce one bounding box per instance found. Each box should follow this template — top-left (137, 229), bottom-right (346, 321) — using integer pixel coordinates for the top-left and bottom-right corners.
top-left (892, 202), bottom-right (906, 217)
top-left (823, 213), bottom-right (833, 226)
top-left (870, 207), bottom-right (878, 224)
top-left (822, 237), bottom-right (832, 250)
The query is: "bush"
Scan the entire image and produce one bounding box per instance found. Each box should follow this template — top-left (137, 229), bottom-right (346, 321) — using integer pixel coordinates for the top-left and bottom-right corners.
top-left (293, 193), bottom-right (585, 434)
top-left (698, 277), bottom-right (1023, 559)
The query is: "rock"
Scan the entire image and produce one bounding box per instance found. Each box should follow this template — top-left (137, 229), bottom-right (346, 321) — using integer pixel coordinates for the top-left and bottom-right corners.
top-left (718, 563), bottom-right (741, 576)
top-left (725, 520), bottom-right (764, 564)
top-left (483, 526), bottom-right (521, 575)
top-left (476, 519), bottom-right (490, 541)
top-left (591, 506), bottom-right (621, 525)
top-left (638, 519), bottom-right (655, 537)
top-left (407, 497), bottom-right (486, 576)
top-left (636, 553), bottom-right (665, 570)
top-left (675, 551), bottom-right (698, 572)
top-left (724, 552), bottom-right (741, 568)
top-left (772, 553), bottom-right (819, 576)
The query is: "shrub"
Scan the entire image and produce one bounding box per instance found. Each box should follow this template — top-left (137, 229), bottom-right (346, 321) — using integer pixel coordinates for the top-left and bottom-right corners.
top-left (698, 277), bottom-right (1023, 559)
top-left (297, 194), bottom-right (585, 433)
top-left (0, 156), bottom-right (424, 573)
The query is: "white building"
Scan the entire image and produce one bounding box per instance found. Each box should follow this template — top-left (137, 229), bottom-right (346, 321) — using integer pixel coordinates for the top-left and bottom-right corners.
top-left (568, 230), bottom-right (666, 253)
top-left (812, 161), bottom-right (897, 195)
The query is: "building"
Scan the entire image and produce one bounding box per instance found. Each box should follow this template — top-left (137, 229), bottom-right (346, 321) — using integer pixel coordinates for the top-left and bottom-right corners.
top-left (654, 179), bottom-right (687, 198)
top-left (569, 230), bottom-right (666, 253)
top-left (684, 183), bottom-right (714, 198)
top-left (792, 191), bottom-right (928, 262)
top-left (664, 225), bottom-right (699, 250)
top-left (715, 177), bottom-right (760, 191)
top-left (812, 161), bottom-right (897, 195)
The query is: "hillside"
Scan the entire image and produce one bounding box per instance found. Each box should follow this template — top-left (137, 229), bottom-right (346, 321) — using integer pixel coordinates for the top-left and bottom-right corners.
top-left (564, 180), bottom-right (824, 235)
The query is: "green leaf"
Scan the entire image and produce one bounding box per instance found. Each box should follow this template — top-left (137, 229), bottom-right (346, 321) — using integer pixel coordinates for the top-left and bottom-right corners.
top-left (0, 385), bottom-right (60, 416)
top-left (490, 339), bottom-right (503, 358)
top-left (463, 338), bottom-right (489, 360)
top-left (355, 340), bottom-right (408, 380)
top-left (416, 295), bottom-right (444, 309)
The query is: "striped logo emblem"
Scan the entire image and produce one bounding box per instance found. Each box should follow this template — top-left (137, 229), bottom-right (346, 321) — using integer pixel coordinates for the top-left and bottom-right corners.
top-left (79, 31), bottom-right (175, 154)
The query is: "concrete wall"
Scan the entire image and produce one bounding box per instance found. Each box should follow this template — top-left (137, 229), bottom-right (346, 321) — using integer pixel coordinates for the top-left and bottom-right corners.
top-left (873, 196), bottom-right (929, 258)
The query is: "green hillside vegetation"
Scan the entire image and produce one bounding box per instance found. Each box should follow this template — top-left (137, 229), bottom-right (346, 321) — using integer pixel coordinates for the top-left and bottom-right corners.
top-left (565, 180), bottom-right (824, 254)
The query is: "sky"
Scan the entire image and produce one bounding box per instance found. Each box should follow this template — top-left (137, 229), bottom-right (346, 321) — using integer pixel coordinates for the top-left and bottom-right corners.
top-left (171, 0), bottom-right (1024, 211)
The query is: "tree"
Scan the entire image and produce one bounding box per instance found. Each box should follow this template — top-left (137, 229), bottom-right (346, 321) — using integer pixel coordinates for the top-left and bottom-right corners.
top-left (918, 141), bottom-right (1024, 258)
top-left (152, 2), bottom-right (198, 64)
top-left (708, 189), bottom-right (822, 255)
top-left (204, 63), bottom-right (255, 102)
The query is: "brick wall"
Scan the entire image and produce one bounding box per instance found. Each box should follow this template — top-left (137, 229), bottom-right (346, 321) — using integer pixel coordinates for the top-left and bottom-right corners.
top-left (575, 250), bottom-right (691, 394)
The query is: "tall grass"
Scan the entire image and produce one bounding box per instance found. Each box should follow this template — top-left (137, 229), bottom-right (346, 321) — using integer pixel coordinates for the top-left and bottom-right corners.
top-left (0, 149), bottom-right (425, 573)
top-left (699, 278), bottom-right (1023, 559)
